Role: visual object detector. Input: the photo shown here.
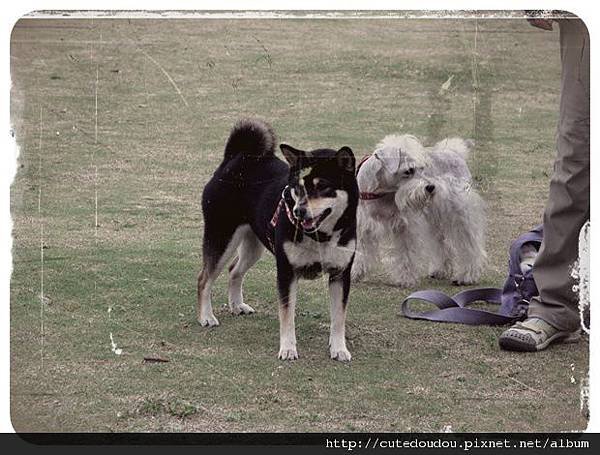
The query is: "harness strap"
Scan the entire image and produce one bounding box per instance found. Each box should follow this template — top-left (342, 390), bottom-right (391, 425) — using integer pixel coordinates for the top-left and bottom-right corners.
top-left (305, 229), bottom-right (332, 243)
top-left (266, 186), bottom-right (333, 249)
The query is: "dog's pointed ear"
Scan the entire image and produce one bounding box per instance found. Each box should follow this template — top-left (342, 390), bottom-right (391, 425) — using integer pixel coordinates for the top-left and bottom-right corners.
top-left (336, 146), bottom-right (355, 174)
top-left (280, 144), bottom-right (305, 167)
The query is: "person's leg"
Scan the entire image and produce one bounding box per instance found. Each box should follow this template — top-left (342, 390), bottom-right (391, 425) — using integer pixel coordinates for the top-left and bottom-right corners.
top-left (500, 18), bottom-right (589, 350)
top-left (529, 18), bottom-right (590, 331)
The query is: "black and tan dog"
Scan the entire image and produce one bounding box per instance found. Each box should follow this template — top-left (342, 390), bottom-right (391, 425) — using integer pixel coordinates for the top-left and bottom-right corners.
top-left (197, 119), bottom-right (358, 361)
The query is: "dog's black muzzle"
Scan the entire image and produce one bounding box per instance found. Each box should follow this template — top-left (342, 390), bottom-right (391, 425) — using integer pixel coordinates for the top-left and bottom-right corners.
top-left (293, 205), bottom-right (308, 220)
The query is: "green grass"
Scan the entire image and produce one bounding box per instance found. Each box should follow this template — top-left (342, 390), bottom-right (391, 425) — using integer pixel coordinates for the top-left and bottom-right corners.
top-left (10, 17), bottom-right (588, 432)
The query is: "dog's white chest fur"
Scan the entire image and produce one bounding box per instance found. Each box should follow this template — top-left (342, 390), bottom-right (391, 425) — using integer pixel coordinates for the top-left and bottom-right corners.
top-left (283, 232), bottom-right (355, 272)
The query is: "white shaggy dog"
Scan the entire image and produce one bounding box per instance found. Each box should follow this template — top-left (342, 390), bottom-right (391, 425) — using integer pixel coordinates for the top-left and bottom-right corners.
top-left (352, 134), bottom-right (487, 286)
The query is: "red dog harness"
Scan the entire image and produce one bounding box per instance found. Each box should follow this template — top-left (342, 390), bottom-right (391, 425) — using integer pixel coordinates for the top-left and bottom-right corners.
top-left (266, 188), bottom-right (296, 251)
top-left (269, 194), bottom-right (296, 230)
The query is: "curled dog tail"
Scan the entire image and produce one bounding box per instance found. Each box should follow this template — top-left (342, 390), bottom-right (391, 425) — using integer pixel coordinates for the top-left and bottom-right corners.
top-left (224, 118), bottom-right (277, 160)
top-left (434, 137), bottom-right (474, 160)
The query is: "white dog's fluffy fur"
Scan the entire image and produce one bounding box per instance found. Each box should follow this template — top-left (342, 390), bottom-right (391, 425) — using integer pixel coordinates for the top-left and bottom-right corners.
top-left (352, 134), bottom-right (487, 286)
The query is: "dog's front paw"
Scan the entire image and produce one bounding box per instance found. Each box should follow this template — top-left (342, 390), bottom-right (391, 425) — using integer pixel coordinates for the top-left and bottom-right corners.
top-left (390, 276), bottom-right (418, 288)
top-left (198, 314), bottom-right (220, 327)
top-left (330, 348), bottom-right (352, 362)
top-left (231, 302), bottom-right (256, 316)
top-left (278, 346), bottom-right (298, 361)
top-left (429, 269), bottom-right (449, 280)
top-left (451, 271), bottom-right (480, 286)
top-left (452, 278), bottom-right (476, 286)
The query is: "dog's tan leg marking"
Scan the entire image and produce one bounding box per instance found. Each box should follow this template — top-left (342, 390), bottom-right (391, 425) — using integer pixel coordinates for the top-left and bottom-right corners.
top-left (228, 230), bottom-right (263, 316)
top-left (278, 278), bottom-right (298, 360)
top-left (197, 267), bottom-right (220, 327)
top-left (329, 280), bottom-right (351, 361)
top-left (197, 225), bottom-right (250, 327)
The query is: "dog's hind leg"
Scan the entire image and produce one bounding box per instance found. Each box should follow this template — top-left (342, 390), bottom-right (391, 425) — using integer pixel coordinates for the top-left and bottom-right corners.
top-left (228, 230), bottom-right (264, 316)
top-left (197, 224), bottom-right (250, 327)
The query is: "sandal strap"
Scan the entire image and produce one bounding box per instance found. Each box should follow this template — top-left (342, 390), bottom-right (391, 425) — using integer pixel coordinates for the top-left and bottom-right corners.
top-left (513, 318), bottom-right (555, 336)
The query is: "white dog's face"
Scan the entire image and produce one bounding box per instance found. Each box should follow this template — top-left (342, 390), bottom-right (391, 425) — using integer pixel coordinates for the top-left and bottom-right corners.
top-left (370, 135), bottom-right (436, 211)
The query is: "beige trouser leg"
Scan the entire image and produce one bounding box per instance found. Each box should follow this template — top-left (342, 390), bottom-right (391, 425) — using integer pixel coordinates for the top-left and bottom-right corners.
top-left (528, 18), bottom-right (590, 331)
